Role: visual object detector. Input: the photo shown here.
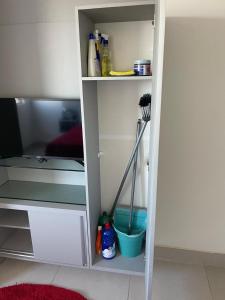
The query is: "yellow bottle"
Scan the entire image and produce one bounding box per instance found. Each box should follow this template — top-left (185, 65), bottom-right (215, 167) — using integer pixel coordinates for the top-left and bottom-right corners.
top-left (101, 38), bottom-right (111, 77)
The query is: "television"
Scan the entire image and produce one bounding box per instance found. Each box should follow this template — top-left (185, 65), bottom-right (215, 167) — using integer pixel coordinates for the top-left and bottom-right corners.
top-left (0, 98), bottom-right (83, 160)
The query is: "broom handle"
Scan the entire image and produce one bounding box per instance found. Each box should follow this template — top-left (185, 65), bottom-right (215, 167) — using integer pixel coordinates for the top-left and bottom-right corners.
top-left (110, 121), bottom-right (148, 216)
top-left (128, 120), bottom-right (142, 234)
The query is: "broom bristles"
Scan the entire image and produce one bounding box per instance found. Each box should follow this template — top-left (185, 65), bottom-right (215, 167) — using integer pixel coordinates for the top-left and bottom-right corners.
top-left (139, 94), bottom-right (151, 107)
top-left (139, 94), bottom-right (151, 121)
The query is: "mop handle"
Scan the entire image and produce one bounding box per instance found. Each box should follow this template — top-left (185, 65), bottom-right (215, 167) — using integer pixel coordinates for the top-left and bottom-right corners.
top-left (128, 120), bottom-right (142, 234)
top-left (110, 121), bottom-right (148, 217)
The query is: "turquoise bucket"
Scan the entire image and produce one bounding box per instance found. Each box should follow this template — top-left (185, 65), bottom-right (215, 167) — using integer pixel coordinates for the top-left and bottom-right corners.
top-left (113, 207), bottom-right (147, 257)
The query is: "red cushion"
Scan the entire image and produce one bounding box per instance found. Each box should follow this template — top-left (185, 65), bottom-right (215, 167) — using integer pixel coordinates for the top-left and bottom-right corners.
top-left (46, 126), bottom-right (83, 158)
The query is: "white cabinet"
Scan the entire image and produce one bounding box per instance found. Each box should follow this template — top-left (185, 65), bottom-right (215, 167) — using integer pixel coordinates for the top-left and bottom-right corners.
top-left (0, 199), bottom-right (87, 267)
top-left (76, 1), bottom-right (165, 299)
top-left (29, 209), bottom-right (87, 266)
top-left (0, 161), bottom-right (87, 267)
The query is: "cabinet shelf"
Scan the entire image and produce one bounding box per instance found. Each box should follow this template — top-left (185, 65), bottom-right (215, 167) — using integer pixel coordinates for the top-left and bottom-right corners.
top-left (79, 3), bottom-right (155, 23)
top-left (0, 181), bottom-right (86, 206)
top-left (82, 76), bottom-right (152, 81)
top-left (0, 229), bottom-right (33, 256)
top-left (0, 157), bottom-right (84, 172)
top-left (92, 251), bottom-right (145, 276)
top-left (0, 209), bottom-right (29, 229)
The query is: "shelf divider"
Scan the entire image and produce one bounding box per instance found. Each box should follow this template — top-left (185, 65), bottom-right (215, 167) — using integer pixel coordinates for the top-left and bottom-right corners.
top-left (0, 229), bottom-right (33, 255)
top-left (82, 76), bottom-right (152, 81)
top-left (92, 251), bottom-right (145, 276)
top-left (0, 180), bottom-right (86, 206)
top-left (0, 209), bottom-right (29, 229)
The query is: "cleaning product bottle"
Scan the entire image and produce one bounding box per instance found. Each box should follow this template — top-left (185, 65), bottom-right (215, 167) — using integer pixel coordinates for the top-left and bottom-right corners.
top-left (88, 33), bottom-right (97, 77)
top-left (96, 225), bottom-right (102, 255)
top-left (102, 223), bottom-right (116, 259)
top-left (94, 29), bottom-right (101, 76)
top-left (95, 29), bottom-right (101, 54)
top-left (101, 37), bottom-right (111, 77)
top-left (88, 33), bottom-right (101, 77)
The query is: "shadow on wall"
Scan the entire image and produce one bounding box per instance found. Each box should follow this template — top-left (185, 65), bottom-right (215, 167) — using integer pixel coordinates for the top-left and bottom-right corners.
top-left (0, 0), bottom-right (131, 98)
top-left (0, 21), bottom-right (79, 98)
top-left (156, 18), bottom-right (225, 253)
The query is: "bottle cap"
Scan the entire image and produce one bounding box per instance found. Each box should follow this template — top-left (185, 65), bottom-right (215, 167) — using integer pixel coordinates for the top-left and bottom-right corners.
top-left (105, 223), bottom-right (111, 229)
top-left (89, 33), bottom-right (95, 40)
top-left (134, 59), bottom-right (151, 65)
top-left (101, 36), bottom-right (105, 44)
top-left (95, 29), bottom-right (101, 40)
top-left (101, 33), bottom-right (109, 41)
top-left (98, 226), bottom-right (102, 230)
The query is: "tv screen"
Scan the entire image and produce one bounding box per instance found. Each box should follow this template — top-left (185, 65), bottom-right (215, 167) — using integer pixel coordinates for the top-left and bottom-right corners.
top-left (0, 98), bottom-right (83, 160)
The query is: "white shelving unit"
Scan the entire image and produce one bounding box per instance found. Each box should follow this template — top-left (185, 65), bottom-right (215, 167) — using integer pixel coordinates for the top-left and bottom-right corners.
top-left (76, 1), bottom-right (165, 299)
top-left (0, 1), bottom-right (164, 299)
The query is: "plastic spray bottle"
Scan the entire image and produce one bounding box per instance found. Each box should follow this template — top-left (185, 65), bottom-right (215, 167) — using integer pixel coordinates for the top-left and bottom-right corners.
top-left (94, 29), bottom-right (102, 76)
top-left (101, 35), bottom-right (111, 77)
top-left (88, 33), bottom-right (101, 76)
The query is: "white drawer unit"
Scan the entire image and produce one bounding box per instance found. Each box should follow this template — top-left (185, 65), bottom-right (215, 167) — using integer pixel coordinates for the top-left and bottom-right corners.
top-left (0, 199), bottom-right (87, 267)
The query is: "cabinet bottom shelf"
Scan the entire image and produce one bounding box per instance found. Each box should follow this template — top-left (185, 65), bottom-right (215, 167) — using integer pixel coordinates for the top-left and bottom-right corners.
top-left (0, 229), bottom-right (34, 258)
top-left (92, 251), bottom-right (145, 276)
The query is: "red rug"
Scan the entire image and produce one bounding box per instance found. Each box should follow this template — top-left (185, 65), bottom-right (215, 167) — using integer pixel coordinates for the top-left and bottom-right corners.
top-left (0, 284), bottom-right (87, 300)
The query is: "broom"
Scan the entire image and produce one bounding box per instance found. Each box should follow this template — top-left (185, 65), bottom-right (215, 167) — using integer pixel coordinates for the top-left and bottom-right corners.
top-left (110, 94), bottom-right (151, 217)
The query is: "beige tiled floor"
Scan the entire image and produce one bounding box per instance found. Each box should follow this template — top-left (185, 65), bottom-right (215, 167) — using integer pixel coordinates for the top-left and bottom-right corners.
top-left (1, 258), bottom-right (225, 299)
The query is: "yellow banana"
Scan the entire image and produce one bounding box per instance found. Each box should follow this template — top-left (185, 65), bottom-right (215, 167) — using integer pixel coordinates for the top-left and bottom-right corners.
top-left (109, 70), bottom-right (135, 76)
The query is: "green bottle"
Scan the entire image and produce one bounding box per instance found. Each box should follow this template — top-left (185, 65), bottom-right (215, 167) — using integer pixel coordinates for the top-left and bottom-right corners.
top-left (98, 211), bottom-right (112, 226)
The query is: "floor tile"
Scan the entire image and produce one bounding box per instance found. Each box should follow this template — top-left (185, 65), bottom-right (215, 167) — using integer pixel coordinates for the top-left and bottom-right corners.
top-left (0, 258), bottom-right (58, 287)
top-left (53, 266), bottom-right (130, 300)
top-left (151, 261), bottom-right (212, 300)
top-left (129, 275), bottom-right (145, 300)
top-left (205, 266), bottom-right (225, 300)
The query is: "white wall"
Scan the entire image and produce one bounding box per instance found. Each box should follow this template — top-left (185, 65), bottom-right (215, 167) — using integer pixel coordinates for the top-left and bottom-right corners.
top-left (1, 0), bottom-right (225, 253)
top-left (156, 17), bottom-right (225, 253)
top-left (0, 0), bottom-right (129, 98)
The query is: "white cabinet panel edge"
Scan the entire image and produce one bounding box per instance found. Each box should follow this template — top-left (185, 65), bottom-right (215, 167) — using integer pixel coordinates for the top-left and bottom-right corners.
top-left (145, 0), bottom-right (165, 299)
top-left (75, 7), bottom-right (99, 266)
top-left (6, 167), bottom-right (85, 186)
top-left (0, 198), bottom-right (86, 213)
top-left (76, 0), bottom-right (155, 10)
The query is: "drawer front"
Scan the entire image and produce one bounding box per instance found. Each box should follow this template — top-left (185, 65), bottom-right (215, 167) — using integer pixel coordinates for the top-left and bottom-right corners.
top-left (29, 210), bottom-right (87, 266)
